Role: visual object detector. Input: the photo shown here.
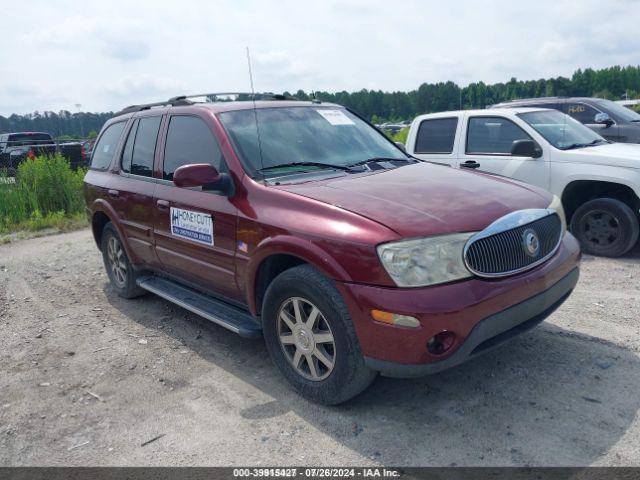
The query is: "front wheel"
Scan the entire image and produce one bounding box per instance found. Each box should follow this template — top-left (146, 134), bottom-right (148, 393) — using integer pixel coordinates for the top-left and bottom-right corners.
top-left (262, 265), bottom-right (376, 405)
top-left (570, 198), bottom-right (639, 257)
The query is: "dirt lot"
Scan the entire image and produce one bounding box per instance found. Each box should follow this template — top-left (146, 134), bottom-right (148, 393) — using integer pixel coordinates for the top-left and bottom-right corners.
top-left (0, 229), bottom-right (639, 466)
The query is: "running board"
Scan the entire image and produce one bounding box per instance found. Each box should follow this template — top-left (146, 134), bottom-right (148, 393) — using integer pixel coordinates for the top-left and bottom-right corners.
top-left (136, 276), bottom-right (262, 339)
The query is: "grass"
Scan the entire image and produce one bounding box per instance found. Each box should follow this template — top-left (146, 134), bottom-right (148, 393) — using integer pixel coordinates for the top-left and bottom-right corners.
top-left (0, 155), bottom-right (88, 235)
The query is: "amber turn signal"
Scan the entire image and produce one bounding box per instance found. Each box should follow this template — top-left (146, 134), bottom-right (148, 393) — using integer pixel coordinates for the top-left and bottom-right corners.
top-left (371, 310), bottom-right (420, 328)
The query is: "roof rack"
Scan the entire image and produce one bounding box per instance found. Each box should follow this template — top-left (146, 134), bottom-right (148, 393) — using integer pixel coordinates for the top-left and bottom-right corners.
top-left (500, 96), bottom-right (570, 104)
top-left (116, 92), bottom-right (300, 115)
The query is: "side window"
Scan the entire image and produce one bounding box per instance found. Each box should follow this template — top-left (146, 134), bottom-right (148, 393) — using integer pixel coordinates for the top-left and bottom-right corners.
top-left (565, 103), bottom-right (599, 124)
top-left (120, 119), bottom-right (138, 174)
top-left (130, 116), bottom-right (162, 177)
top-left (91, 122), bottom-right (126, 169)
top-left (414, 118), bottom-right (458, 154)
top-left (466, 116), bottom-right (532, 155)
top-left (163, 116), bottom-right (225, 181)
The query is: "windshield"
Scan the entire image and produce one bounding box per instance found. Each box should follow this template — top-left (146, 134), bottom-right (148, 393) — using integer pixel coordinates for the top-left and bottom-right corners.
top-left (218, 106), bottom-right (407, 176)
top-left (519, 110), bottom-right (605, 149)
top-left (595, 99), bottom-right (640, 122)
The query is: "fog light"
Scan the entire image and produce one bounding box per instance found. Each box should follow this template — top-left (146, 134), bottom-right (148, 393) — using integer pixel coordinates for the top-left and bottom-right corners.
top-left (371, 309), bottom-right (420, 328)
top-left (427, 331), bottom-right (456, 355)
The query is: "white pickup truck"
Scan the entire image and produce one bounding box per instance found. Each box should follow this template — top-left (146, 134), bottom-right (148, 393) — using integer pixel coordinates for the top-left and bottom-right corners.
top-left (405, 108), bottom-right (640, 257)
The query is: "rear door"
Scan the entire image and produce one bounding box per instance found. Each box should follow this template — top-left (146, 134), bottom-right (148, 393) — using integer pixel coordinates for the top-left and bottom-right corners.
top-left (153, 114), bottom-right (241, 302)
top-left (458, 114), bottom-right (550, 190)
top-left (109, 114), bottom-right (163, 267)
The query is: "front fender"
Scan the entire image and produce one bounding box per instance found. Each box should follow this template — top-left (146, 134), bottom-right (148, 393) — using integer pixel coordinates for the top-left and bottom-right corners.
top-left (244, 235), bottom-right (352, 315)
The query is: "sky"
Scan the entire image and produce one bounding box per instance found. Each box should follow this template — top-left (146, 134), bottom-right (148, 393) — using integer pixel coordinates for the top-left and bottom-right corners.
top-left (1, 0), bottom-right (639, 116)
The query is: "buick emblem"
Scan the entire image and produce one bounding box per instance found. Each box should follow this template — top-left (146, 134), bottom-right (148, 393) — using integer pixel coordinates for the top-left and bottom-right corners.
top-left (522, 228), bottom-right (540, 257)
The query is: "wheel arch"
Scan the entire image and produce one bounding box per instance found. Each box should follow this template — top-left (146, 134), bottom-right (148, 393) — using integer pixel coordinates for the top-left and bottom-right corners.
top-left (88, 200), bottom-right (138, 263)
top-left (246, 236), bottom-right (352, 317)
top-left (560, 180), bottom-right (640, 222)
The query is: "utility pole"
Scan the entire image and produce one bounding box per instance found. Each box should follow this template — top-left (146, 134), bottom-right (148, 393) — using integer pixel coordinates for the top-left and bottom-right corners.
top-left (75, 103), bottom-right (83, 139)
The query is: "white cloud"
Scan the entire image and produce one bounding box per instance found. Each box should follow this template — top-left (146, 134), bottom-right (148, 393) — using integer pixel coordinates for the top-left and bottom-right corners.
top-left (0, 0), bottom-right (638, 116)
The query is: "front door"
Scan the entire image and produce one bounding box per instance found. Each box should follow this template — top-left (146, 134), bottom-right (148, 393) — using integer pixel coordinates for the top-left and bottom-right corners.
top-left (458, 114), bottom-right (550, 191)
top-left (152, 114), bottom-right (240, 302)
top-left (563, 102), bottom-right (622, 142)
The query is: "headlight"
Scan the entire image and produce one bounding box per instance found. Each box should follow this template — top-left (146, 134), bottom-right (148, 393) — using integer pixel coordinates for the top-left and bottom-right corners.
top-left (377, 233), bottom-right (476, 287)
top-left (548, 195), bottom-right (567, 231)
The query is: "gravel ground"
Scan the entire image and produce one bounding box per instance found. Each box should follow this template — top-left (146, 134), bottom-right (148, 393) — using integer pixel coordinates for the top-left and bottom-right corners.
top-left (0, 229), bottom-right (639, 466)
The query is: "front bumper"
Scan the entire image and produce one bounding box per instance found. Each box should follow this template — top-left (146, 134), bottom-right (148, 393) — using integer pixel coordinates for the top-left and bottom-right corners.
top-left (335, 232), bottom-right (581, 377)
top-left (365, 267), bottom-right (578, 377)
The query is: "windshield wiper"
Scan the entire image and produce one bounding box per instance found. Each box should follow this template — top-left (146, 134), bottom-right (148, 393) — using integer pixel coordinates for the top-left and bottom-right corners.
top-left (563, 139), bottom-right (607, 150)
top-left (347, 157), bottom-right (414, 168)
top-left (258, 162), bottom-right (353, 173)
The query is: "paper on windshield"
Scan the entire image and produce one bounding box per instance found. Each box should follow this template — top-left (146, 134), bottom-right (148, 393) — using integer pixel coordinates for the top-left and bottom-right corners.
top-left (316, 109), bottom-right (355, 126)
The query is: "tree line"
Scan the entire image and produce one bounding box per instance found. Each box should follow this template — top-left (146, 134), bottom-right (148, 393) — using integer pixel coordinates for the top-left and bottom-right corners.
top-left (2, 65), bottom-right (640, 138)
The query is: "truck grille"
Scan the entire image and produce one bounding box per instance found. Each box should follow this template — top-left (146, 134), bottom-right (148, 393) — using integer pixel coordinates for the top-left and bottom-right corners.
top-left (464, 211), bottom-right (562, 277)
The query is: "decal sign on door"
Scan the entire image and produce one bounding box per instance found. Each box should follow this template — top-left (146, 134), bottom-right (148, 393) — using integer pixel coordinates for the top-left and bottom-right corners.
top-left (170, 207), bottom-right (214, 246)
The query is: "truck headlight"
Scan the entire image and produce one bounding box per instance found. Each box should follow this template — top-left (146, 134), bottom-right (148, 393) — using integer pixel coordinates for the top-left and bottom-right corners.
top-left (377, 233), bottom-right (475, 287)
top-left (548, 195), bottom-right (567, 232)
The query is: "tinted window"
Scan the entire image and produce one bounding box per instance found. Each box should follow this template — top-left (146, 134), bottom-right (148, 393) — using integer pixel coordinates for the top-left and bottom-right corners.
top-left (565, 103), bottom-right (599, 124)
top-left (91, 122), bottom-right (126, 169)
top-left (130, 116), bottom-right (161, 177)
top-left (163, 116), bottom-right (224, 180)
top-left (120, 119), bottom-right (138, 174)
top-left (595, 99), bottom-right (640, 122)
top-left (466, 116), bottom-right (532, 155)
top-left (414, 118), bottom-right (458, 153)
top-left (7, 133), bottom-right (52, 146)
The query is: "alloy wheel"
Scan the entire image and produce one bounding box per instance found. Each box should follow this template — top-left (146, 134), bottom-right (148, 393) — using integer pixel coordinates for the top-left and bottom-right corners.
top-left (107, 236), bottom-right (127, 288)
top-left (277, 297), bottom-right (336, 381)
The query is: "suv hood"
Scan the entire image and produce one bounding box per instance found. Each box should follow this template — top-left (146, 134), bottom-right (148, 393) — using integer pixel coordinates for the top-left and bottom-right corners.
top-left (275, 163), bottom-right (551, 237)
top-left (562, 142), bottom-right (640, 169)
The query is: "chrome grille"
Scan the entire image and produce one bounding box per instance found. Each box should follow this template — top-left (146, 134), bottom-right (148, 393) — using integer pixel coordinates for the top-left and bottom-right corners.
top-left (464, 210), bottom-right (562, 277)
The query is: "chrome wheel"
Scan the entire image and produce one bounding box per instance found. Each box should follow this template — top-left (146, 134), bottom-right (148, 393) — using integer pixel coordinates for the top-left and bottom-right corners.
top-left (277, 297), bottom-right (336, 381)
top-left (107, 236), bottom-right (127, 288)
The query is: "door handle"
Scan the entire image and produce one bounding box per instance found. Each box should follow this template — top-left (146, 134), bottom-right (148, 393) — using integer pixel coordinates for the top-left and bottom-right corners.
top-left (156, 199), bottom-right (170, 210)
top-left (107, 189), bottom-right (119, 198)
top-left (461, 160), bottom-right (481, 169)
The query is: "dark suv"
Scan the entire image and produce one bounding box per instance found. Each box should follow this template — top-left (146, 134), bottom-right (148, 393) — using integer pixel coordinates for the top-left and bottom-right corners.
top-left (492, 97), bottom-right (640, 143)
top-left (84, 93), bottom-right (581, 404)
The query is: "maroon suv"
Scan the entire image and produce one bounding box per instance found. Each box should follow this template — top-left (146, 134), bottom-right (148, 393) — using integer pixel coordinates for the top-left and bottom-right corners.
top-left (84, 94), bottom-right (581, 404)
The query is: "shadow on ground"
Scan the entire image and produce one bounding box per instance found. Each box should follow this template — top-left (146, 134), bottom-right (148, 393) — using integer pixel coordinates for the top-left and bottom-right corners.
top-left (105, 277), bottom-right (640, 465)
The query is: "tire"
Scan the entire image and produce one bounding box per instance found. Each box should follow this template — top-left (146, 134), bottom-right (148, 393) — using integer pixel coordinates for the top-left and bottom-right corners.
top-left (262, 264), bottom-right (376, 405)
top-left (570, 198), bottom-right (639, 257)
top-left (100, 223), bottom-right (146, 298)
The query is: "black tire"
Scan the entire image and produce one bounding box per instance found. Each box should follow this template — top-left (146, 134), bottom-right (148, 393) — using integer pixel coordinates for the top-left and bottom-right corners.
top-left (100, 223), bottom-right (146, 298)
top-left (570, 198), bottom-right (639, 257)
top-left (262, 264), bottom-right (376, 405)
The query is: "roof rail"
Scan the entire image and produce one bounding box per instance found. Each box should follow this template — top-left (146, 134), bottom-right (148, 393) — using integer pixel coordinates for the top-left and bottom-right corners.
top-left (116, 92), bottom-right (299, 115)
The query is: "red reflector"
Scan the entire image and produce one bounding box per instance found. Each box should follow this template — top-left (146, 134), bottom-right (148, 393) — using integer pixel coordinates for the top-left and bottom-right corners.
top-left (427, 331), bottom-right (456, 355)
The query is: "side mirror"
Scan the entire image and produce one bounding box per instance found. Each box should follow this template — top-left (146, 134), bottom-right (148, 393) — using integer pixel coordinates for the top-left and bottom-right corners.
top-left (511, 139), bottom-right (542, 158)
top-left (395, 141), bottom-right (406, 151)
top-left (173, 163), bottom-right (233, 195)
top-left (594, 112), bottom-right (614, 127)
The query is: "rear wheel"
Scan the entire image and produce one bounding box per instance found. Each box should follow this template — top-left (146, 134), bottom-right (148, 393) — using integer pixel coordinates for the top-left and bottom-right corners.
top-left (570, 198), bottom-right (639, 257)
top-left (101, 223), bottom-right (146, 298)
top-left (262, 264), bottom-right (376, 405)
